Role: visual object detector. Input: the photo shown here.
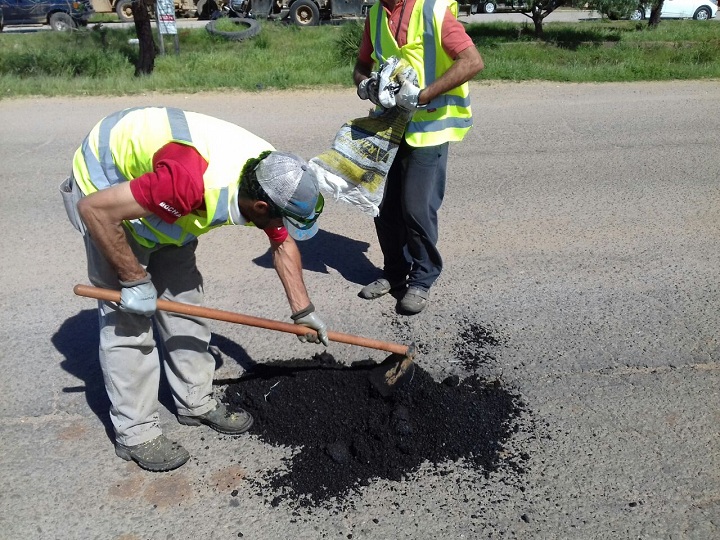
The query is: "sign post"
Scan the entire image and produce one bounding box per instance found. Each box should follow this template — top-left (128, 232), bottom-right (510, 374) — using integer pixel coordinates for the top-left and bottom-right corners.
top-left (155, 0), bottom-right (179, 55)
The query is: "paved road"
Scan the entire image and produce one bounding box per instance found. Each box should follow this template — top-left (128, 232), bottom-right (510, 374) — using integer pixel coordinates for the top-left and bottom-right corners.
top-left (1, 82), bottom-right (719, 538)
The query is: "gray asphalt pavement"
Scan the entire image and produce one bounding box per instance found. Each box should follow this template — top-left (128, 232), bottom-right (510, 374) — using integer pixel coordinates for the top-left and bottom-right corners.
top-left (1, 81), bottom-right (719, 539)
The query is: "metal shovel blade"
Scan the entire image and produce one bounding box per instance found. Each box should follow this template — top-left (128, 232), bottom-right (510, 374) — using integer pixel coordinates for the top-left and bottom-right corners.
top-left (368, 343), bottom-right (416, 397)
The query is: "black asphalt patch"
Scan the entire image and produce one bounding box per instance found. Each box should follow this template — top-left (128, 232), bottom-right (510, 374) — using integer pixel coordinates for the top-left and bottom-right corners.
top-left (224, 329), bottom-right (527, 508)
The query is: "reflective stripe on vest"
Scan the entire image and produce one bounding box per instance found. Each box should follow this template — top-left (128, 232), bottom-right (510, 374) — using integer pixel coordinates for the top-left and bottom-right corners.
top-left (73, 107), bottom-right (265, 248)
top-left (369, 0), bottom-right (472, 146)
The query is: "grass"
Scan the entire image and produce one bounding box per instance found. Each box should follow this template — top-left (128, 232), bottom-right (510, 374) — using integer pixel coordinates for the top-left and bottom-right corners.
top-left (0, 18), bottom-right (718, 97)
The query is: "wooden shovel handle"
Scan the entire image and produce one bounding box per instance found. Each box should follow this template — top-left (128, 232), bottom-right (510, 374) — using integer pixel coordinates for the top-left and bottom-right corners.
top-left (73, 284), bottom-right (410, 356)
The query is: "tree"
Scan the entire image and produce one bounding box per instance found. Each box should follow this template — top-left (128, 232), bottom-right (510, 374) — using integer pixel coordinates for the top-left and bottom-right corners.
top-left (132, 0), bottom-right (157, 76)
top-left (588, 0), bottom-right (641, 19)
top-left (648, 0), bottom-right (665, 26)
top-left (516, 0), bottom-right (566, 37)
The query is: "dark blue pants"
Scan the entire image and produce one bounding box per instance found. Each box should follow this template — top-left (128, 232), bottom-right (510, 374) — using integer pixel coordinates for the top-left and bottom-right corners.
top-left (375, 140), bottom-right (449, 291)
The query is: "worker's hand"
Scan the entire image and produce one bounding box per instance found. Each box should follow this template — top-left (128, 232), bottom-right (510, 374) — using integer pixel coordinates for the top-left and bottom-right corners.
top-left (291, 304), bottom-right (329, 346)
top-left (357, 73), bottom-right (382, 107)
top-left (119, 273), bottom-right (157, 317)
top-left (395, 80), bottom-right (423, 112)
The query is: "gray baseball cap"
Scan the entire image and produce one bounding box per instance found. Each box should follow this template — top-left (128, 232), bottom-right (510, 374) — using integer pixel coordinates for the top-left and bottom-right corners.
top-left (255, 151), bottom-right (323, 241)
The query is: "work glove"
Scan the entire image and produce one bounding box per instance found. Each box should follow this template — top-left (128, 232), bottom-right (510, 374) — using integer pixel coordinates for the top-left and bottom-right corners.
top-left (394, 64), bottom-right (423, 112)
top-left (357, 72), bottom-right (382, 107)
top-left (291, 303), bottom-right (329, 346)
top-left (119, 273), bottom-right (157, 317)
top-left (395, 79), bottom-right (422, 112)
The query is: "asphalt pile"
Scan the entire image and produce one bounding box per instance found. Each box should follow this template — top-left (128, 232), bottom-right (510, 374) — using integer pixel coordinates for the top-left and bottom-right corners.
top-left (224, 344), bottom-right (525, 508)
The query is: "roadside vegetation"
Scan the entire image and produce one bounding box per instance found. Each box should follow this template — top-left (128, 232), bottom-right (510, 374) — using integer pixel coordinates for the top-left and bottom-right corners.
top-left (0, 18), bottom-right (718, 97)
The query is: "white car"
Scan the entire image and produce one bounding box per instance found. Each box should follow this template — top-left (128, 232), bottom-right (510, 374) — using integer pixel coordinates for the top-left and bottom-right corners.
top-left (631, 0), bottom-right (718, 20)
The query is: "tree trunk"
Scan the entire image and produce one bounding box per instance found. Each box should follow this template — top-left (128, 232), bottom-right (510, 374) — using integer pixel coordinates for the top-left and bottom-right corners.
top-left (532, 7), bottom-right (544, 37)
top-left (648, 0), bottom-right (664, 27)
top-left (132, 0), bottom-right (156, 76)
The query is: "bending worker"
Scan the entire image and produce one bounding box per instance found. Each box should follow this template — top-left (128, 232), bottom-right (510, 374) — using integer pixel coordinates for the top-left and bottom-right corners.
top-left (354, 0), bottom-right (484, 314)
top-left (61, 106), bottom-right (328, 472)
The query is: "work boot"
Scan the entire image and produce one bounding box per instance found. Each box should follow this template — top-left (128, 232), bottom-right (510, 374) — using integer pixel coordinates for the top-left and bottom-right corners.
top-left (178, 403), bottom-right (254, 435)
top-left (115, 435), bottom-right (190, 472)
top-left (399, 287), bottom-right (429, 315)
top-left (359, 278), bottom-right (405, 300)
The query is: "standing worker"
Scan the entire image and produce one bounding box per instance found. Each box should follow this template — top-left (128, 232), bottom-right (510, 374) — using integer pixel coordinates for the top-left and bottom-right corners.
top-left (354, 0), bottom-right (484, 314)
top-left (61, 106), bottom-right (328, 472)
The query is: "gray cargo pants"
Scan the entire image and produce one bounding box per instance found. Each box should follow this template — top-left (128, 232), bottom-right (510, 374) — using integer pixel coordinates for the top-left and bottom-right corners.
top-left (61, 176), bottom-right (217, 446)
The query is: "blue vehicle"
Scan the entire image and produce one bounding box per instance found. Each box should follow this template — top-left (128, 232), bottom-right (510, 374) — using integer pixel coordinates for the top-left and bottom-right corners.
top-left (0, 0), bottom-right (94, 30)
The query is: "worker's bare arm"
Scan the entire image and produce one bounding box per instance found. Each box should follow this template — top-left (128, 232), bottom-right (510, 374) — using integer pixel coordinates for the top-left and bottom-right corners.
top-left (353, 59), bottom-right (374, 86)
top-left (418, 46), bottom-right (484, 105)
top-left (77, 182), bottom-right (152, 283)
top-left (270, 235), bottom-right (312, 313)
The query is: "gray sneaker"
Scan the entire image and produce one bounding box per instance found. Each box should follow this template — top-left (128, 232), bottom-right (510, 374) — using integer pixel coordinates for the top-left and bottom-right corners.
top-left (359, 278), bottom-right (406, 299)
top-left (399, 287), bottom-right (429, 314)
top-left (178, 403), bottom-right (254, 435)
top-left (115, 435), bottom-right (190, 472)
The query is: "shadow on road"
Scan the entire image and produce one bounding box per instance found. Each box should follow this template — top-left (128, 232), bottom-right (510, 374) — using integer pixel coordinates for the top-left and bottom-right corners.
top-left (52, 309), bottom-right (256, 442)
top-left (52, 310), bottom-right (114, 441)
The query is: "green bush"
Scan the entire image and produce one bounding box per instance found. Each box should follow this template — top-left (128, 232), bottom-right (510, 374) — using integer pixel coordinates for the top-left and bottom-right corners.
top-left (591, 0), bottom-right (641, 19)
top-left (335, 21), bottom-right (364, 66)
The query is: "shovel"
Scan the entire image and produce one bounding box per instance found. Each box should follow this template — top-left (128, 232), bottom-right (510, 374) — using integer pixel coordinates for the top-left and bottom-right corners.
top-left (73, 284), bottom-right (415, 395)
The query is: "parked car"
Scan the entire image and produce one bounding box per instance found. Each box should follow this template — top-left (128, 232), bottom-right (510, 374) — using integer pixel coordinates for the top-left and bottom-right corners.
top-left (628, 0), bottom-right (717, 20)
top-left (0, 0), bottom-right (94, 30)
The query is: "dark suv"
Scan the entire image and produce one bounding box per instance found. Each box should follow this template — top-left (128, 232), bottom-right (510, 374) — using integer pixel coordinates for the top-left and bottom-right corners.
top-left (0, 0), bottom-right (94, 30)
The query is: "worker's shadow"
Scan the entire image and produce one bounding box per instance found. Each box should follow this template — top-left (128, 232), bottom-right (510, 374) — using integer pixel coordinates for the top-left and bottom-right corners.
top-left (52, 310), bottom-right (254, 443)
top-left (252, 229), bottom-right (381, 285)
top-left (53, 310), bottom-right (115, 441)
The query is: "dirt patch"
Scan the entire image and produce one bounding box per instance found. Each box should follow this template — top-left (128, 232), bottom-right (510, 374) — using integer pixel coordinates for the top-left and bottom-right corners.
top-left (223, 343), bottom-right (526, 508)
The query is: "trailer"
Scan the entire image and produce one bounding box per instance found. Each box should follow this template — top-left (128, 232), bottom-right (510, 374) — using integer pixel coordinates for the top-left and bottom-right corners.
top-left (459, 0), bottom-right (527, 14)
top-left (91, 0), bottom-right (198, 21)
top-left (198, 0), bottom-right (375, 25)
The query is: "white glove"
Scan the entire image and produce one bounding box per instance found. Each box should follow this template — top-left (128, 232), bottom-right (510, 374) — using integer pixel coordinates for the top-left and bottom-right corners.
top-left (291, 304), bottom-right (329, 346)
top-left (119, 273), bottom-right (157, 317)
top-left (395, 79), bottom-right (422, 112)
top-left (357, 73), bottom-right (382, 107)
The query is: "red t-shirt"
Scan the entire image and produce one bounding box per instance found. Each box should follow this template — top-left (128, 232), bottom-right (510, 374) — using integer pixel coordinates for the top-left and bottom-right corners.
top-left (357, 0), bottom-right (474, 66)
top-left (128, 142), bottom-right (288, 243)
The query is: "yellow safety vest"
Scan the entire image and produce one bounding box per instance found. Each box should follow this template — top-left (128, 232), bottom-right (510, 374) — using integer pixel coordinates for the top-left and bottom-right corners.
top-left (72, 107), bottom-right (273, 248)
top-left (369, 0), bottom-right (472, 147)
